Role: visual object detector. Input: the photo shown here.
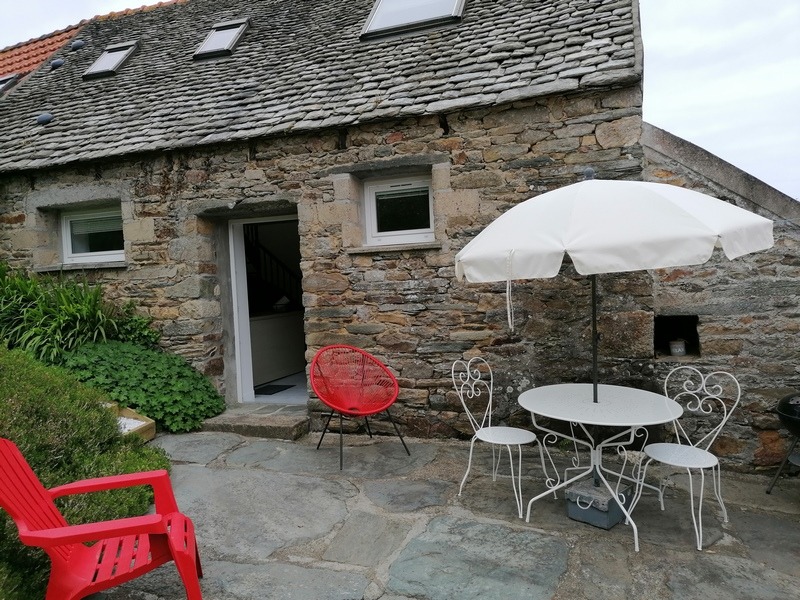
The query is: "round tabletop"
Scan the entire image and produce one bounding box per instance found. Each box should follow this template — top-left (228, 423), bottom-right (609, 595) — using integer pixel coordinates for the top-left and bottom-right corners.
top-left (518, 383), bottom-right (682, 427)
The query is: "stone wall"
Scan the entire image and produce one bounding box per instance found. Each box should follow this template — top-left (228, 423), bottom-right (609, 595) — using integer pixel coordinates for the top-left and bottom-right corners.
top-left (2, 83), bottom-right (797, 471)
top-left (641, 125), bottom-right (800, 470)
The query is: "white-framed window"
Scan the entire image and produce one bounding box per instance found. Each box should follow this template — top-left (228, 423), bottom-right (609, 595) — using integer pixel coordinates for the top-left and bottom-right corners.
top-left (194, 18), bottom-right (250, 59)
top-left (362, 0), bottom-right (465, 38)
top-left (363, 176), bottom-right (434, 246)
top-left (61, 208), bottom-right (124, 264)
top-left (82, 41), bottom-right (138, 79)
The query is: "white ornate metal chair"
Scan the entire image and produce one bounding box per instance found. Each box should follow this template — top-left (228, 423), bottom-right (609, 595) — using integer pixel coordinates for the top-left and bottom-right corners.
top-left (632, 366), bottom-right (741, 550)
top-left (451, 357), bottom-right (539, 518)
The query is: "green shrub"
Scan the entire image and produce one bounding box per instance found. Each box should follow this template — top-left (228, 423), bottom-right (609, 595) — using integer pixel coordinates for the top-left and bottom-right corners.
top-left (115, 301), bottom-right (162, 347)
top-left (63, 341), bottom-right (226, 433)
top-left (0, 346), bottom-right (170, 599)
top-left (0, 264), bottom-right (160, 364)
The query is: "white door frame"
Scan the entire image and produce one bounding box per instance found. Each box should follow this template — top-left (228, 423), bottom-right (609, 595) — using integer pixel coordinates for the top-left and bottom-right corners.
top-left (229, 215), bottom-right (298, 403)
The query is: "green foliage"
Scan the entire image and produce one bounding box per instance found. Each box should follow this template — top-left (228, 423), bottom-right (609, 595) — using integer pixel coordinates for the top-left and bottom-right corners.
top-left (63, 341), bottom-right (226, 433)
top-left (0, 264), bottom-right (160, 363)
top-left (115, 301), bottom-right (162, 347)
top-left (0, 346), bottom-right (170, 599)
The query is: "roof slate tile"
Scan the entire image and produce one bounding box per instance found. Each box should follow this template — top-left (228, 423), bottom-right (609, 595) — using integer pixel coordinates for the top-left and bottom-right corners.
top-left (0, 0), bottom-right (639, 172)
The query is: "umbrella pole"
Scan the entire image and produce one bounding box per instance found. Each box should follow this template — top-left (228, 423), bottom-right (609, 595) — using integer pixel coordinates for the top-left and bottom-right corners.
top-left (591, 274), bottom-right (598, 403)
top-left (591, 274), bottom-right (599, 485)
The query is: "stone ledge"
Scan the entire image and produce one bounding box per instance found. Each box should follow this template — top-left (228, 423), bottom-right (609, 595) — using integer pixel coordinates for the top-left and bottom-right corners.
top-left (203, 405), bottom-right (310, 441)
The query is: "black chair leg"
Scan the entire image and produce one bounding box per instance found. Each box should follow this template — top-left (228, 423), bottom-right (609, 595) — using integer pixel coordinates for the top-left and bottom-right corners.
top-left (385, 408), bottom-right (410, 456)
top-left (365, 417), bottom-right (373, 439)
top-left (317, 410), bottom-right (335, 449)
top-left (339, 413), bottom-right (344, 470)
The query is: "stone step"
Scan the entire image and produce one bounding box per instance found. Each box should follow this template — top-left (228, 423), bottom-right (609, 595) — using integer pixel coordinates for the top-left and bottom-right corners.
top-left (202, 403), bottom-right (310, 440)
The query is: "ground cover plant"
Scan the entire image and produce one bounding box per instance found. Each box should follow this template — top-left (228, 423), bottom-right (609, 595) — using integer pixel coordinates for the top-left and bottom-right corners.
top-left (0, 262), bottom-right (225, 432)
top-left (0, 346), bottom-right (171, 600)
top-left (63, 340), bottom-right (226, 433)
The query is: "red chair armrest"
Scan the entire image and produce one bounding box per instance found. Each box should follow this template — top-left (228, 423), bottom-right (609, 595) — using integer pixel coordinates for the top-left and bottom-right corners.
top-left (49, 469), bottom-right (180, 514)
top-left (20, 514), bottom-right (164, 547)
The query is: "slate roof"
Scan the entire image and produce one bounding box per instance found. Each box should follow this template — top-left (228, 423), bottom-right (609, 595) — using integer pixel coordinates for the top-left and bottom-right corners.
top-left (0, 2), bottom-right (186, 91)
top-left (0, 0), bottom-right (641, 173)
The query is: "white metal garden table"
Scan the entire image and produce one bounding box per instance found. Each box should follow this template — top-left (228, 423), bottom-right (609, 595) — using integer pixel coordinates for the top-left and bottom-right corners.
top-left (518, 383), bottom-right (682, 551)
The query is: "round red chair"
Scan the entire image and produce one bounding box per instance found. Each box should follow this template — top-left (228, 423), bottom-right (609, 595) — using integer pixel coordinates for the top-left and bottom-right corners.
top-left (310, 344), bottom-right (410, 469)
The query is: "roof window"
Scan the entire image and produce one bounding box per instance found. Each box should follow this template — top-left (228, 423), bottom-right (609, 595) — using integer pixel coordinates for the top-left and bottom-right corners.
top-left (82, 41), bottom-right (138, 80)
top-left (0, 73), bottom-right (19, 94)
top-left (193, 18), bottom-right (250, 59)
top-left (361, 0), bottom-right (465, 39)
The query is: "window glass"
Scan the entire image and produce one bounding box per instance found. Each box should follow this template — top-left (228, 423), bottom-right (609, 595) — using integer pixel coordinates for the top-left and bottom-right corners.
top-left (364, 177), bottom-right (434, 246)
top-left (375, 188), bottom-right (431, 233)
top-left (363, 0), bottom-right (464, 36)
top-left (62, 209), bottom-right (124, 264)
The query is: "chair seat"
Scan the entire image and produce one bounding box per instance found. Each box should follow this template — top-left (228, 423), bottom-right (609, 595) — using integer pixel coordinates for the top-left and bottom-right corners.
top-left (644, 442), bottom-right (718, 470)
top-left (476, 425), bottom-right (537, 446)
top-left (81, 533), bottom-right (159, 585)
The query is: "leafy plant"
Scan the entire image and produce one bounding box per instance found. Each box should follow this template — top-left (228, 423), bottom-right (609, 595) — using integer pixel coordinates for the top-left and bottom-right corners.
top-left (115, 301), bottom-right (162, 347)
top-left (63, 341), bottom-right (226, 433)
top-left (0, 263), bottom-right (160, 363)
top-left (0, 346), bottom-right (170, 599)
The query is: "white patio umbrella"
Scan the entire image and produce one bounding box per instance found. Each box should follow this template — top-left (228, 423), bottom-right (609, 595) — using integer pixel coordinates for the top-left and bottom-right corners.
top-left (454, 178), bottom-right (774, 402)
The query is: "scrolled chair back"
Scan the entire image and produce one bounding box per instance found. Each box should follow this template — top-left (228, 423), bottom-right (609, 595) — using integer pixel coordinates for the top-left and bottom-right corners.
top-left (451, 356), bottom-right (494, 434)
top-left (663, 366), bottom-right (741, 451)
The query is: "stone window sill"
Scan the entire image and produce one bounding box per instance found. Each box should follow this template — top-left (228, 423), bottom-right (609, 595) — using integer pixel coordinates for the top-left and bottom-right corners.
top-left (346, 242), bottom-right (442, 255)
top-left (34, 261), bottom-right (128, 273)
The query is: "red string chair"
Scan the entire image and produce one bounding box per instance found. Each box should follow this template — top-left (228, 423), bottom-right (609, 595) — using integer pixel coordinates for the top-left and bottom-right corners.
top-left (310, 344), bottom-right (410, 469)
top-left (0, 437), bottom-right (202, 600)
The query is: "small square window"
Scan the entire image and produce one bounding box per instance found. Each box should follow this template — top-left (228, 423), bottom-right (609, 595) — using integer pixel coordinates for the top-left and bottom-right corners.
top-left (194, 18), bottom-right (249, 59)
top-left (82, 41), bottom-right (138, 80)
top-left (362, 0), bottom-right (465, 38)
top-left (364, 177), bottom-right (434, 246)
top-left (62, 208), bottom-right (124, 264)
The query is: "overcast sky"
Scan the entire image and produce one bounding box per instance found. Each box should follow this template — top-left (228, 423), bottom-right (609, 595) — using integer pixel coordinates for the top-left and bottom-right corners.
top-left (1, 0), bottom-right (798, 200)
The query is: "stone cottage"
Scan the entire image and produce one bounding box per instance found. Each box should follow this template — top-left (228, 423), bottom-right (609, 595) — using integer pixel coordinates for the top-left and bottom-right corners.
top-left (0, 0), bottom-right (797, 472)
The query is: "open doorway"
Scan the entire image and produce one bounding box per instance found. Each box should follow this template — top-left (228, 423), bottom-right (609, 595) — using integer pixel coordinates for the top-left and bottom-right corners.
top-left (230, 217), bottom-right (306, 403)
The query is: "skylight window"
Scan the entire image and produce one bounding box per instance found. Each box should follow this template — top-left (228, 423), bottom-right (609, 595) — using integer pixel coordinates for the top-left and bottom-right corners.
top-left (0, 73), bottom-right (19, 94)
top-left (82, 41), bottom-right (138, 80)
top-left (362, 0), bottom-right (465, 38)
top-left (193, 18), bottom-right (250, 59)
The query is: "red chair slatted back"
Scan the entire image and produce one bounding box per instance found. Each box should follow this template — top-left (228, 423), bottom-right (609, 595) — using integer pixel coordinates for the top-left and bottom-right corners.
top-left (310, 345), bottom-right (399, 417)
top-left (0, 438), bottom-right (71, 560)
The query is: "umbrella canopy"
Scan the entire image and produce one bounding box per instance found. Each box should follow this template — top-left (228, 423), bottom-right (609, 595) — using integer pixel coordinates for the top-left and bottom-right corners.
top-left (454, 179), bottom-right (774, 402)
top-left (455, 179), bottom-right (774, 283)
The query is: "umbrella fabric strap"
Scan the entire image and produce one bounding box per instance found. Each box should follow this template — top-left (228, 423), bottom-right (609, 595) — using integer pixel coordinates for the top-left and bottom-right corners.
top-left (507, 278), bottom-right (514, 331)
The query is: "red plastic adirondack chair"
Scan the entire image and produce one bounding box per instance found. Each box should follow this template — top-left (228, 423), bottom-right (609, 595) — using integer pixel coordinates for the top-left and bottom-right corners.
top-left (0, 438), bottom-right (202, 600)
top-left (310, 344), bottom-right (410, 469)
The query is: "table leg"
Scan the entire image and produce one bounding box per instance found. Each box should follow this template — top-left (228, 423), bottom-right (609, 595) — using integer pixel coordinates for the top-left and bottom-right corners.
top-left (526, 463), bottom-right (594, 522)
top-left (594, 427), bottom-right (649, 552)
top-left (592, 455), bottom-right (640, 552)
top-left (526, 416), bottom-right (595, 522)
top-left (527, 420), bottom-right (644, 552)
